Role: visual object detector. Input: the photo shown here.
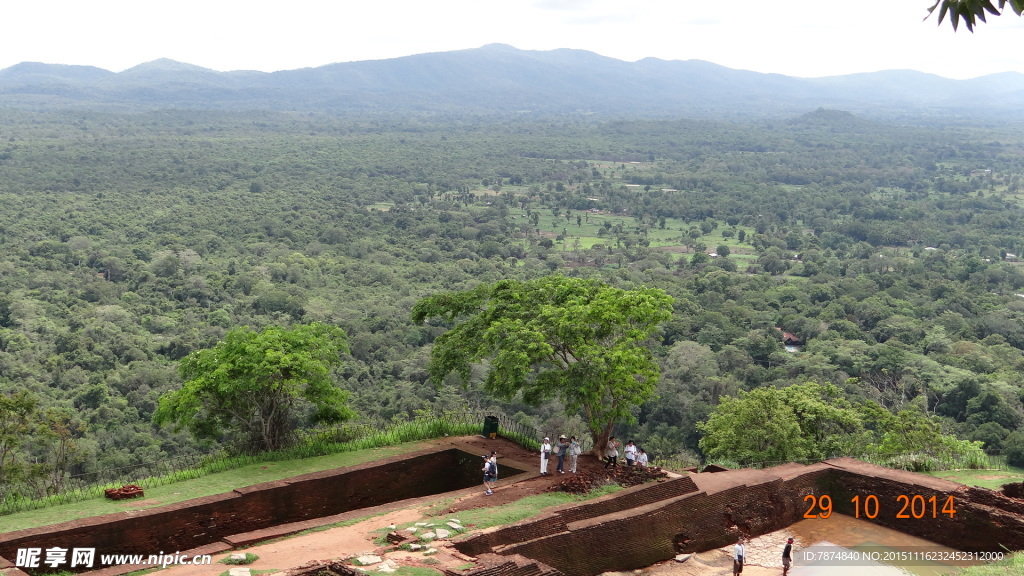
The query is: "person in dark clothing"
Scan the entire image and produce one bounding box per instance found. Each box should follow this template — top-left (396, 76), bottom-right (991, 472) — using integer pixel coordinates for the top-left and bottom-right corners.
top-left (481, 454), bottom-right (495, 495)
top-left (782, 537), bottom-right (793, 575)
top-left (556, 435), bottom-right (570, 473)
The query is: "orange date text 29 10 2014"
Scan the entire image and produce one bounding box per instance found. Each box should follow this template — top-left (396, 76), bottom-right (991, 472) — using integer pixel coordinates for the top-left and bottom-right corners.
top-left (802, 494), bottom-right (957, 520)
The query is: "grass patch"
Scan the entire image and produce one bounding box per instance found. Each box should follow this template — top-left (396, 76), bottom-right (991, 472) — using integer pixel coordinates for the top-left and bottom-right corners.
top-left (922, 464), bottom-right (1024, 490)
top-left (220, 553), bottom-right (259, 565)
top-left (0, 443), bottom-right (434, 533)
top-left (952, 552), bottom-right (1020, 575)
top-left (452, 484), bottom-right (621, 530)
top-left (391, 569), bottom-right (441, 576)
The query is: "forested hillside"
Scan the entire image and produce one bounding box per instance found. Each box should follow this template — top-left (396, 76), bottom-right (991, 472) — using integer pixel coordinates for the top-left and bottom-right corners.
top-left (2, 107), bottom-right (1024, 501)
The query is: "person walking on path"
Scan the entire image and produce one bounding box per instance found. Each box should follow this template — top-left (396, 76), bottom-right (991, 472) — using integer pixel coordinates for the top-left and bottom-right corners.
top-left (481, 454), bottom-right (495, 495)
top-left (782, 537), bottom-right (793, 576)
top-left (556, 435), bottom-right (570, 473)
top-left (569, 436), bottom-right (581, 473)
top-left (624, 440), bottom-right (638, 465)
top-left (733, 536), bottom-right (745, 575)
top-left (604, 436), bottom-right (619, 468)
top-left (540, 437), bottom-right (552, 475)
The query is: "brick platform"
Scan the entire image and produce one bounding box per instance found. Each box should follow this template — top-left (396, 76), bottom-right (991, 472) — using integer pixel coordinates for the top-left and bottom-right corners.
top-left (456, 459), bottom-right (1024, 576)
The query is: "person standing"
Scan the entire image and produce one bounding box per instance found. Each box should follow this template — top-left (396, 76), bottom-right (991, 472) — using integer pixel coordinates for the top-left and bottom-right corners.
top-left (636, 448), bottom-right (648, 467)
top-left (540, 437), bottom-right (551, 475)
top-left (733, 536), bottom-right (745, 575)
top-left (490, 451), bottom-right (499, 485)
top-left (604, 436), bottom-right (619, 468)
top-left (481, 454), bottom-right (495, 495)
top-left (624, 440), bottom-right (638, 465)
top-left (782, 537), bottom-right (793, 576)
top-left (569, 436), bottom-right (581, 473)
top-left (556, 435), bottom-right (570, 474)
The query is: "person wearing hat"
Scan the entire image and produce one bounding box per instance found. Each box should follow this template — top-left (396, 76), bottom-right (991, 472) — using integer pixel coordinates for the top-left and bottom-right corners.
top-left (556, 435), bottom-right (570, 474)
top-left (540, 437), bottom-right (552, 475)
top-left (782, 537), bottom-right (794, 575)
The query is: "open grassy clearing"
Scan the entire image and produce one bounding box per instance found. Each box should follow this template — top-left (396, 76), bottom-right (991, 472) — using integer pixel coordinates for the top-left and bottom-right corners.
top-left (1, 441), bottom-right (436, 533)
top-left (922, 463), bottom-right (1024, 490)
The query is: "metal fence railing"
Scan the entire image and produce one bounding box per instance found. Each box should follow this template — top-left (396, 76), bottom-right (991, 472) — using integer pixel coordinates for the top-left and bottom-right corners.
top-left (0, 410), bottom-right (541, 518)
top-left (653, 449), bottom-right (1005, 475)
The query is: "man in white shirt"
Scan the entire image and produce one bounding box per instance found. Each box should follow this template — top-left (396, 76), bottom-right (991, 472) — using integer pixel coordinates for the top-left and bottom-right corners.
top-left (624, 440), bottom-right (638, 465)
top-left (733, 536), bottom-right (745, 575)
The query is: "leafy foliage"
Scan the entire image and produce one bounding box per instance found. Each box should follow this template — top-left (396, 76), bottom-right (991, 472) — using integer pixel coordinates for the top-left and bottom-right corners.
top-left (413, 276), bottom-right (673, 450)
top-left (926, 0), bottom-right (1024, 31)
top-left (1, 109), bottom-right (1024, 486)
top-left (154, 323), bottom-right (353, 450)
top-left (698, 382), bottom-right (985, 467)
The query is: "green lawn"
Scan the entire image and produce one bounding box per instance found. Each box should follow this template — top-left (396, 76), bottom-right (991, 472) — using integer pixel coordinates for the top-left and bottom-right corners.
top-left (1, 441), bottom-right (436, 533)
top-left (952, 553), bottom-right (1021, 575)
top-left (922, 464), bottom-right (1024, 490)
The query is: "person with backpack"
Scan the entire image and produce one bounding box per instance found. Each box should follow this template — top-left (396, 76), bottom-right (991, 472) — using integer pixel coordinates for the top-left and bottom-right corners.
top-left (482, 454), bottom-right (496, 495)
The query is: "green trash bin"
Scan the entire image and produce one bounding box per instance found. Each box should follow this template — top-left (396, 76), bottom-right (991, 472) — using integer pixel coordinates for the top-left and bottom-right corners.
top-left (482, 415), bottom-right (499, 439)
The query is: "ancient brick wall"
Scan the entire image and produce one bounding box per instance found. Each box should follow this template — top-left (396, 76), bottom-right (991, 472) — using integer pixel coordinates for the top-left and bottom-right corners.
top-left (0, 448), bottom-right (516, 567)
top-left (4, 447), bottom-right (1024, 576)
top-left (489, 472), bottom-right (833, 576)
top-left (455, 476), bottom-right (699, 557)
top-left (823, 459), bottom-right (1024, 553)
top-left (461, 460), bottom-right (1024, 576)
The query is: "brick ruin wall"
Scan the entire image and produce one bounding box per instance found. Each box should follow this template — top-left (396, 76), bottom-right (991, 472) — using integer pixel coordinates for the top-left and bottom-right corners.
top-left (456, 475), bottom-right (700, 557)
top-left (0, 448), bottom-right (521, 568)
top-left (457, 459), bottom-right (1024, 576)
top-left (823, 458), bottom-right (1024, 552)
top-left (3, 449), bottom-right (1024, 576)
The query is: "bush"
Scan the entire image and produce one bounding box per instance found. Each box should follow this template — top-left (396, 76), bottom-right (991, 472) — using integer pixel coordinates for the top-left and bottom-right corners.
top-left (1003, 431), bottom-right (1024, 468)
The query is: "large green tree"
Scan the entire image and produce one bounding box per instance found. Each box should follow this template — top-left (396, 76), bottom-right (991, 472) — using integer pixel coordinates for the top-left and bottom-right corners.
top-left (154, 323), bottom-right (353, 451)
top-left (412, 276), bottom-right (673, 453)
top-left (697, 382), bottom-right (865, 465)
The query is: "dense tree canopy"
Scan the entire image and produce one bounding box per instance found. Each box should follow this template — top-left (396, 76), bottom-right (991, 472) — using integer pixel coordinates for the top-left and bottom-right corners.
top-left (0, 109), bottom-right (1023, 494)
top-left (412, 276), bottom-right (673, 451)
top-left (153, 323), bottom-right (353, 450)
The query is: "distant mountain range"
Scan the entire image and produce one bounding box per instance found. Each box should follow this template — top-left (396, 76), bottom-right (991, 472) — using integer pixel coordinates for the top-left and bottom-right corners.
top-left (1, 44), bottom-right (1022, 119)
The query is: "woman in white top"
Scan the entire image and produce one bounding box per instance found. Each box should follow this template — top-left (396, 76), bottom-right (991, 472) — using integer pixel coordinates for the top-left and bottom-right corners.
top-left (540, 437), bottom-right (551, 475)
top-left (568, 436), bottom-right (582, 473)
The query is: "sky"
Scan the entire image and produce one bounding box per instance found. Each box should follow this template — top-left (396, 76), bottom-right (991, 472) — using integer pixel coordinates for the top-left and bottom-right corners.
top-left (2, 0), bottom-right (1023, 80)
